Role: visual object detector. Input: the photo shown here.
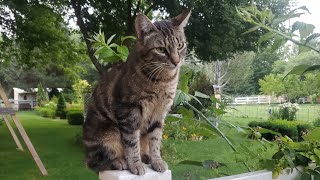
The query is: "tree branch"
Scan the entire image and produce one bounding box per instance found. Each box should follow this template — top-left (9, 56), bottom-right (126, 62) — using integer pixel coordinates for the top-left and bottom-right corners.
top-left (70, 0), bottom-right (105, 75)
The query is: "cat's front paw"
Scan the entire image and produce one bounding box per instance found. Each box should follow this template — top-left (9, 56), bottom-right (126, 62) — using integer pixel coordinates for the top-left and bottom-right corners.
top-left (128, 162), bottom-right (145, 175)
top-left (151, 159), bottom-right (168, 172)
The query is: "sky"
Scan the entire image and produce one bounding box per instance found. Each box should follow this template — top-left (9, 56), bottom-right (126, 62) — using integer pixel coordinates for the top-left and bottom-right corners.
top-left (295, 0), bottom-right (320, 32)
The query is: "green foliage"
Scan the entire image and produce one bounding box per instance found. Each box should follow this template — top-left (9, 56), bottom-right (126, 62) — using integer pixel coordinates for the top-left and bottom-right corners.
top-left (67, 111), bottom-right (84, 125)
top-left (35, 101), bottom-right (57, 119)
top-left (91, 31), bottom-right (136, 66)
top-left (313, 118), bottom-right (320, 127)
top-left (164, 107), bottom-right (216, 141)
top-left (56, 93), bottom-right (67, 119)
top-left (237, 5), bottom-right (320, 53)
top-left (251, 49), bottom-right (279, 94)
top-left (259, 74), bottom-right (284, 97)
top-left (36, 83), bottom-right (49, 107)
top-left (248, 120), bottom-right (312, 141)
top-left (72, 80), bottom-right (91, 103)
top-left (270, 103), bottom-right (300, 121)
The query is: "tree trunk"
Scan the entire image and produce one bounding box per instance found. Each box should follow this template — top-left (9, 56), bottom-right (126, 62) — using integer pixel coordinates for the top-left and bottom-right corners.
top-left (70, 0), bottom-right (106, 75)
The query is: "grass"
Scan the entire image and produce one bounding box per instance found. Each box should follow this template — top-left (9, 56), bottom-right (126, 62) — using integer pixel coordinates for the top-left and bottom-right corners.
top-left (225, 104), bottom-right (320, 122)
top-left (0, 111), bottom-right (274, 180)
top-left (0, 111), bottom-right (97, 180)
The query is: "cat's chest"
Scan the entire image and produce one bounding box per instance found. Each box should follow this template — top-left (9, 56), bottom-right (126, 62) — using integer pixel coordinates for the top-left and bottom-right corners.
top-left (140, 88), bottom-right (176, 121)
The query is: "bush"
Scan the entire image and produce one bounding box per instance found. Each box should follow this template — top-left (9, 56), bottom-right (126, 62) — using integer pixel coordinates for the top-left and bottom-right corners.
top-left (35, 107), bottom-right (56, 119)
top-left (35, 101), bottom-right (57, 119)
top-left (313, 118), bottom-right (320, 127)
top-left (56, 93), bottom-right (67, 119)
top-left (67, 111), bottom-right (84, 125)
top-left (248, 120), bottom-right (312, 141)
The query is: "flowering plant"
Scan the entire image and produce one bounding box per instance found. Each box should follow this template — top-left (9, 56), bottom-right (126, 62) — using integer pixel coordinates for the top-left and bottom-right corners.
top-left (278, 102), bottom-right (300, 121)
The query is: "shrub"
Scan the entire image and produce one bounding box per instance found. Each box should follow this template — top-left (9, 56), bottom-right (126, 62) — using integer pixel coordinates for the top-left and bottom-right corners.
top-left (35, 101), bottom-right (57, 119)
top-left (248, 120), bottom-right (311, 141)
top-left (313, 118), bottom-right (320, 127)
top-left (67, 111), bottom-right (84, 125)
top-left (56, 93), bottom-right (67, 119)
top-left (35, 107), bottom-right (56, 119)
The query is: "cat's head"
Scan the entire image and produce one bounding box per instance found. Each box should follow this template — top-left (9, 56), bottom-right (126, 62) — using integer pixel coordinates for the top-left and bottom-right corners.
top-left (134, 10), bottom-right (191, 71)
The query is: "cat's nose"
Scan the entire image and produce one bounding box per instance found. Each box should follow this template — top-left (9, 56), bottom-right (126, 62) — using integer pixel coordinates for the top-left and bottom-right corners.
top-left (171, 54), bottom-right (180, 66)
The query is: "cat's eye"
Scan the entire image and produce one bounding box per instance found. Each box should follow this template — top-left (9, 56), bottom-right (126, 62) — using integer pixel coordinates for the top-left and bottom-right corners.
top-left (177, 42), bottom-right (185, 50)
top-left (155, 47), bottom-right (166, 54)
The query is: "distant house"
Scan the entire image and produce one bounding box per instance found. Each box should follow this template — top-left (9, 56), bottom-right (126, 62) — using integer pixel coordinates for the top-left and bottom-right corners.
top-left (12, 87), bottom-right (62, 110)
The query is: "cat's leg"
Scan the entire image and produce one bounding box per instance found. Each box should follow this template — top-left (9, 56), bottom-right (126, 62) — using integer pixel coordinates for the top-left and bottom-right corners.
top-left (117, 107), bottom-right (145, 175)
top-left (148, 120), bottom-right (168, 172)
top-left (140, 134), bottom-right (150, 164)
top-left (84, 129), bottom-right (127, 172)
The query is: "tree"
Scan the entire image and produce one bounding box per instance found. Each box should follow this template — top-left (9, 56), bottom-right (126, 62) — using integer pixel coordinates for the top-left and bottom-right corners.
top-left (36, 83), bottom-right (49, 107)
top-left (251, 49), bottom-right (280, 94)
top-left (56, 93), bottom-right (67, 119)
top-left (0, 1), bottom-right (89, 91)
top-left (259, 74), bottom-right (284, 97)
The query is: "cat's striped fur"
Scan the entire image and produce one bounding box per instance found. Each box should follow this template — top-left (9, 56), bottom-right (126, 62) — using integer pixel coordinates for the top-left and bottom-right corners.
top-left (83, 10), bottom-right (191, 175)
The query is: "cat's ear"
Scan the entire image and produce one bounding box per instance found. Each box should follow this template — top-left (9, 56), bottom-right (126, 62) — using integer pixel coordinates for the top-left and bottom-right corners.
top-left (135, 14), bottom-right (158, 40)
top-left (171, 9), bottom-right (191, 29)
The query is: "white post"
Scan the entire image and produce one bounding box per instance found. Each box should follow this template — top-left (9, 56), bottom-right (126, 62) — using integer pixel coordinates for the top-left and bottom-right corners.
top-left (99, 165), bottom-right (171, 180)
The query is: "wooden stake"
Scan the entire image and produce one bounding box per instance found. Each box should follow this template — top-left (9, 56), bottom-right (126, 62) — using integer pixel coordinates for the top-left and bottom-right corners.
top-left (0, 84), bottom-right (48, 176)
top-left (2, 115), bottom-right (24, 151)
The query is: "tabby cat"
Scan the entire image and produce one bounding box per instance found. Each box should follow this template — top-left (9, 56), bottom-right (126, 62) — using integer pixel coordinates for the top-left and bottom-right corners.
top-left (83, 10), bottom-right (191, 175)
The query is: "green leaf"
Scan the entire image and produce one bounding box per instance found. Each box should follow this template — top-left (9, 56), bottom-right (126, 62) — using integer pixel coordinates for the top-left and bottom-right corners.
top-left (259, 128), bottom-right (281, 136)
top-left (178, 160), bottom-right (203, 166)
top-left (117, 46), bottom-right (129, 56)
top-left (305, 33), bottom-right (320, 44)
top-left (173, 89), bottom-right (191, 107)
top-left (258, 32), bottom-right (275, 45)
top-left (301, 172), bottom-right (312, 180)
top-left (121, 36), bottom-right (136, 43)
top-left (295, 154), bottom-right (311, 166)
top-left (271, 36), bottom-right (285, 52)
top-left (194, 91), bottom-right (210, 99)
top-left (98, 48), bottom-right (115, 60)
top-left (242, 26), bottom-right (260, 35)
top-left (272, 151), bottom-right (284, 160)
top-left (285, 64), bottom-right (320, 77)
top-left (107, 34), bottom-right (116, 45)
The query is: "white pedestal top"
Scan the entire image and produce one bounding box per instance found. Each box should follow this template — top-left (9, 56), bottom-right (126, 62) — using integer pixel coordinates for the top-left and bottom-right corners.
top-left (99, 165), bottom-right (172, 180)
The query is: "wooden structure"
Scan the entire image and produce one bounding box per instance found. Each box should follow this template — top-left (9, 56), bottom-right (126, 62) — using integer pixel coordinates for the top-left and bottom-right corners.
top-left (0, 84), bottom-right (48, 176)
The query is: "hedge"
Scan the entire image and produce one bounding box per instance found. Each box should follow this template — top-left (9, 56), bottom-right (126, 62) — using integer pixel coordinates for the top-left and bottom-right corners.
top-left (248, 120), bottom-right (312, 141)
top-left (67, 110), bottom-right (84, 125)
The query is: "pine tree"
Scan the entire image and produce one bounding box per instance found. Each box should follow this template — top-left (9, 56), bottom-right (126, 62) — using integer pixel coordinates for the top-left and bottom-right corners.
top-left (56, 93), bottom-right (67, 119)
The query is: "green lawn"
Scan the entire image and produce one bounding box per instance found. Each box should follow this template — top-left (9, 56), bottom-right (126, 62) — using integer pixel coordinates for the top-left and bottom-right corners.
top-left (0, 111), bottom-right (273, 180)
top-left (225, 104), bottom-right (320, 122)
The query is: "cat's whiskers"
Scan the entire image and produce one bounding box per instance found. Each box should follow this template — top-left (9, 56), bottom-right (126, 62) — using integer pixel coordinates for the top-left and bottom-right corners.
top-left (146, 64), bottom-right (163, 83)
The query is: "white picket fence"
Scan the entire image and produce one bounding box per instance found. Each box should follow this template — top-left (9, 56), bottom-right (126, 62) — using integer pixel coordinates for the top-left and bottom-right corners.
top-left (233, 96), bottom-right (273, 105)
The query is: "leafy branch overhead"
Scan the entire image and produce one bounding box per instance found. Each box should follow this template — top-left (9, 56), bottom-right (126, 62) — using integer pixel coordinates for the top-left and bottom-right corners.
top-left (236, 5), bottom-right (320, 53)
top-left (90, 31), bottom-right (136, 66)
